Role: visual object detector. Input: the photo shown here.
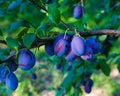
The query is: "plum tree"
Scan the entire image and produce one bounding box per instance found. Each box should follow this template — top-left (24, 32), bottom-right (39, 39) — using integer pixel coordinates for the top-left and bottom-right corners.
top-left (0, 0), bottom-right (119, 95)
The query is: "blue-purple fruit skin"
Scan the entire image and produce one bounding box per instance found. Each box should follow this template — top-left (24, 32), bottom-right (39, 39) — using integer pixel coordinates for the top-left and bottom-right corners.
top-left (83, 78), bottom-right (93, 94)
top-left (71, 36), bottom-right (85, 56)
top-left (86, 38), bottom-right (100, 54)
top-left (65, 50), bottom-right (76, 62)
top-left (18, 50), bottom-right (36, 71)
top-left (0, 66), bottom-right (9, 84)
top-left (73, 5), bottom-right (83, 19)
top-left (45, 43), bottom-right (54, 56)
top-left (84, 84), bottom-right (92, 94)
top-left (31, 73), bottom-right (37, 80)
top-left (54, 39), bottom-right (69, 57)
top-left (81, 47), bottom-right (93, 61)
top-left (8, 60), bottom-right (18, 72)
top-left (54, 34), bottom-right (73, 44)
top-left (6, 72), bottom-right (18, 90)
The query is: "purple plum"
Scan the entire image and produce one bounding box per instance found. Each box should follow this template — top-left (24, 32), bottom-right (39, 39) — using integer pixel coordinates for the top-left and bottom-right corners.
top-left (73, 5), bottom-right (83, 19)
top-left (18, 49), bottom-right (36, 71)
top-left (8, 59), bottom-right (18, 72)
top-left (71, 36), bottom-right (85, 56)
top-left (86, 38), bottom-right (100, 54)
top-left (0, 66), bottom-right (9, 84)
top-left (54, 39), bottom-right (69, 57)
top-left (65, 50), bottom-right (76, 62)
top-left (6, 72), bottom-right (18, 90)
top-left (81, 47), bottom-right (93, 61)
top-left (45, 43), bottom-right (54, 56)
top-left (31, 73), bottom-right (37, 80)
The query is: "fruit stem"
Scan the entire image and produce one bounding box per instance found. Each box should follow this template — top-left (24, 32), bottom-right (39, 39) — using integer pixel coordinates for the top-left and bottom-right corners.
top-left (64, 28), bottom-right (69, 39)
top-left (81, 0), bottom-right (84, 15)
top-left (75, 29), bottom-right (80, 36)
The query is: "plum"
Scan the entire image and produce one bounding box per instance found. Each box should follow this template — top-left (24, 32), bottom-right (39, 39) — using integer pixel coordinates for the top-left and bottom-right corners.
top-left (31, 73), bottom-right (37, 80)
top-left (8, 59), bottom-right (18, 72)
top-left (18, 49), bottom-right (36, 70)
top-left (0, 66), bottom-right (9, 84)
top-left (6, 72), bottom-right (18, 90)
top-left (54, 33), bottom-right (73, 48)
top-left (83, 78), bottom-right (93, 93)
top-left (54, 39), bottom-right (69, 57)
top-left (54, 33), bottom-right (73, 56)
top-left (73, 5), bottom-right (83, 19)
top-left (86, 38), bottom-right (100, 54)
top-left (81, 47), bottom-right (93, 61)
top-left (65, 50), bottom-right (76, 62)
top-left (71, 36), bottom-right (85, 56)
top-left (84, 84), bottom-right (92, 94)
top-left (45, 43), bottom-right (54, 56)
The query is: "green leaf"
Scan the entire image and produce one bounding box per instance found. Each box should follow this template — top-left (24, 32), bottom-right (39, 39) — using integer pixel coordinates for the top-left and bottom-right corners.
top-left (17, 28), bottom-right (29, 40)
top-left (100, 62), bottom-right (111, 76)
top-left (117, 64), bottom-right (120, 72)
top-left (22, 33), bottom-right (36, 48)
top-left (61, 70), bottom-right (74, 87)
top-left (48, 3), bottom-right (60, 24)
top-left (0, 29), bottom-right (3, 36)
top-left (76, 67), bottom-right (84, 77)
top-left (6, 37), bottom-right (19, 50)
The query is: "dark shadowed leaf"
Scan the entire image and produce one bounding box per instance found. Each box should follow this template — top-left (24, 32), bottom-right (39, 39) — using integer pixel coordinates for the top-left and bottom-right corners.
top-left (100, 62), bottom-right (110, 76)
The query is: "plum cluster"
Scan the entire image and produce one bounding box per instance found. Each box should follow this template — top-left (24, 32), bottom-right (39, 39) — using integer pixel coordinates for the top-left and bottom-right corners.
top-left (45, 33), bottom-right (100, 62)
top-left (0, 49), bottom-right (36, 90)
top-left (45, 33), bottom-right (100, 94)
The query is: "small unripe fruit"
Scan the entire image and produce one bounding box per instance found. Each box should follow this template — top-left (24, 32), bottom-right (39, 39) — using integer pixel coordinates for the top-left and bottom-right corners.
top-left (6, 72), bottom-right (18, 90)
top-left (71, 36), bottom-right (85, 56)
top-left (18, 49), bottom-right (36, 70)
top-left (73, 5), bottom-right (83, 19)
